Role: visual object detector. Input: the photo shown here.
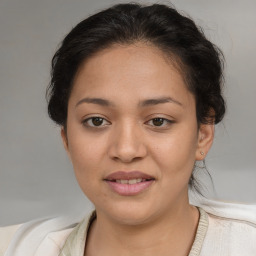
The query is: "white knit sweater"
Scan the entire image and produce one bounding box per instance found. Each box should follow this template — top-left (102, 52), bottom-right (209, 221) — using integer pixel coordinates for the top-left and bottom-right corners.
top-left (1, 198), bottom-right (256, 256)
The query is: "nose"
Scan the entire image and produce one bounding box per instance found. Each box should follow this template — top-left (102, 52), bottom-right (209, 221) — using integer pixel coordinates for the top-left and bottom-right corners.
top-left (108, 121), bottom-right (147, 163)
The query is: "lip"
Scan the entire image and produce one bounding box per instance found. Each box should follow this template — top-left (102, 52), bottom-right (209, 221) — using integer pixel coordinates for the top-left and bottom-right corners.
top-left (105, 171), bottom-right (155, 181)
top-left (104, 171), bottom-right (155, 196)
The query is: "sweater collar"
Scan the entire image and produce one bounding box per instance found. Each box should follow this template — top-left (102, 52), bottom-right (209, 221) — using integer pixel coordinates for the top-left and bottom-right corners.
top-left (59, 208), bottom-right (208, 256)
top-left (59, 211), bottom-right (96, 256)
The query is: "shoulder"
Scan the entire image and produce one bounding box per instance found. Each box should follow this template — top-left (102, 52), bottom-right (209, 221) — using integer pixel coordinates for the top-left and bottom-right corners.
top-left (0, 212), bottom-right (91, 256)
top-left (193, 197), bottom-right (256, 255)
top-left (0, 224), bottom-right (22, 256)
top-left (191, 196), bottom-right (256, 225)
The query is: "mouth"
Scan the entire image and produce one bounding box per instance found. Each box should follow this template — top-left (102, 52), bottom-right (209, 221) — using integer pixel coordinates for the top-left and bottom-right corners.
top-left (104, 170), bottom-right (155, 181)
top-left (113, 178), bottom-right (153, 184)
top-left (104, 171), bottom-right (155, 196)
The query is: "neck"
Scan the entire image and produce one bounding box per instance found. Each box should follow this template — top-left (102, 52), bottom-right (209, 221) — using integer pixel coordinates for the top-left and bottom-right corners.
top-left (85, 196), bottom-right (199, 256)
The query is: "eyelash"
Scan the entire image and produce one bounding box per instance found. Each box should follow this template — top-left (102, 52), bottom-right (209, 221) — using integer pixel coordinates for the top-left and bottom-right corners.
top-left (82, 116), bottom-right (174, 129)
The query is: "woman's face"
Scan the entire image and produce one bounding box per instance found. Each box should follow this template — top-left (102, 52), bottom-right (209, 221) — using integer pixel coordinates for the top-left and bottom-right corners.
top-left (62, 43), bottom-right (213, 224)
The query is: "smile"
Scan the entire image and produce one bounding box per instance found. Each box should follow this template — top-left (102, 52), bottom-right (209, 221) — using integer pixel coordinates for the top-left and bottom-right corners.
top-left (115, 178), bottom-right (147, 184)
top-left (104, 171), bottom-right (155, 196)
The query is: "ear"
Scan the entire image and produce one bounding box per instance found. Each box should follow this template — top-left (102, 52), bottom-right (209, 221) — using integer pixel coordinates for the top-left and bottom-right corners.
top-left (61, 127), bottom-right (70, 158)
top-left (195, 123), bottom-right (215, 161)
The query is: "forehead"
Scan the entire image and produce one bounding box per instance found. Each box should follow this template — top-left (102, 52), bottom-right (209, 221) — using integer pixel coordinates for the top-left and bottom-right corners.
top-left (70, 43), bottom-right (194, 108)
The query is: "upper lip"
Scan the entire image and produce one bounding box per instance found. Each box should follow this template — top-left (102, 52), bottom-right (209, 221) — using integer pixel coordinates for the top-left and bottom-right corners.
top-left (104, 171), bottom-right (155, 181)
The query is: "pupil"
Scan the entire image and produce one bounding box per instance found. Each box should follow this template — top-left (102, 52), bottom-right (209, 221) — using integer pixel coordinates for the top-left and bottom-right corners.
top-left (153, 118), bottom-right (164, 126)
top-left (92, 117), bottom-right (103, 126)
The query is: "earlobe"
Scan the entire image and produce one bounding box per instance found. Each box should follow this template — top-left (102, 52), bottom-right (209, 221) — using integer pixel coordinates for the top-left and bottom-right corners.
top-left (61, 127), bottom-right (69, 154)
top-left (196, 124), bottom-right (215, 161)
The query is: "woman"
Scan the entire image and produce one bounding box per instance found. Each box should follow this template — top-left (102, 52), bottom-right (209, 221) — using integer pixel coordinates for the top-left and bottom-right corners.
top-left (1, 2), bottom-right (255, 256)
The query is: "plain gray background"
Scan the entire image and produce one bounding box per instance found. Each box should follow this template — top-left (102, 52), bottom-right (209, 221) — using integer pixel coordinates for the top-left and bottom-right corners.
top-left (0, 0), bottom-right (255, 226)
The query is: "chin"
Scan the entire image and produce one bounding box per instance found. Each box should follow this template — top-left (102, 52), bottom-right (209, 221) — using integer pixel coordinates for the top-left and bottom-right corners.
top-left (98, 199), bottom-right (159, 226)
top-left (113, 211), bottom-right (153, 226)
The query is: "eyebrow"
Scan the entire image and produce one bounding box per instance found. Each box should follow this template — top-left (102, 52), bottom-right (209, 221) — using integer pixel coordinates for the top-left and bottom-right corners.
top-left (75, 96), bottom-right (183, 108)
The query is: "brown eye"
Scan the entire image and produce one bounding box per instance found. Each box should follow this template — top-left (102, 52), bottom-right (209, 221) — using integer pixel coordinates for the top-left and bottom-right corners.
top-left (82, 117), bottom-right (109, 127)
top-left (147, 117), bottom-right (174, 128)
top-left (92, 117), bottom-right (103, 126)
top-left (152, 118), bottom-right (164, 126)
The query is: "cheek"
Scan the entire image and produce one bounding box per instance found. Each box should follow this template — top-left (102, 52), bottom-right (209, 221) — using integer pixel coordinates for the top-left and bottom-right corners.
top-left (151, 125), bottom-right (198, 176)
top-left (67, 131), bottom-right (106, 190)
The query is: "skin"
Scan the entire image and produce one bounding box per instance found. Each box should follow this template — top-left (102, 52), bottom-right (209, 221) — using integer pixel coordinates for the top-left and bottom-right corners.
top-left (61, 42), bottom-right (214, 256)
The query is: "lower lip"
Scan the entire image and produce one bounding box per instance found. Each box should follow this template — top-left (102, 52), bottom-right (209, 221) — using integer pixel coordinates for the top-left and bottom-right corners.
top-left (105, 180), bottom-right (154, 196)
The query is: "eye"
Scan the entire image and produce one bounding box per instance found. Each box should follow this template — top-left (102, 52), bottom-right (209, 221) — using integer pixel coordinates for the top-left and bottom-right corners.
top-left (82, 116), bottom-right (110, 128)
top-left (147, 117), bottom-right (174, 127)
